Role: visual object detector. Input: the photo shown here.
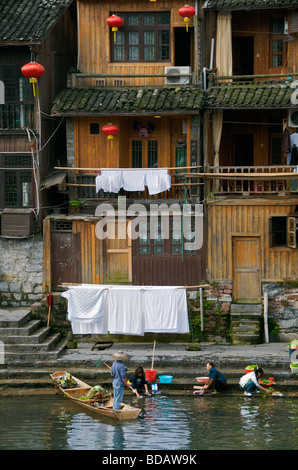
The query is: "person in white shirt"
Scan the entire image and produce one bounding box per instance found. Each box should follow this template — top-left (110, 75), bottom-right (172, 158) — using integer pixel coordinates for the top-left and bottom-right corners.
top-left (239, 367), bottom-right (273, 396)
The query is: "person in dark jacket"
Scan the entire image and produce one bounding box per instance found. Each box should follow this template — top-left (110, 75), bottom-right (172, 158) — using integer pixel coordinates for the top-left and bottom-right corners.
top-left (203, 361), bottom-right (227, 392)
top-left (129, 366), bottom-right (150, 398)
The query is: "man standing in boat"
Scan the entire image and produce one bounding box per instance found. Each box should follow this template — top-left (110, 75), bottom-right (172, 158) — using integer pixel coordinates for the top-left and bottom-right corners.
top-left (110, 351), bottom-right (131, 410)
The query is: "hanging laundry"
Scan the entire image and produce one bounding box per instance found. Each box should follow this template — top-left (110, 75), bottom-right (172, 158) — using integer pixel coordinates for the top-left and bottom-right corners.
top-left (122, 170), bottom-right (146, 192)
top-left (145, 169), bottom-right (171, 195)
top-left (61, 285), bottom-right (108, 334)
top-left (107, 287), bottom-right (144, 336)
top-left (95, 170), bottom-right (123, 193)
top-left (95, 169), bottom-right (171, 195)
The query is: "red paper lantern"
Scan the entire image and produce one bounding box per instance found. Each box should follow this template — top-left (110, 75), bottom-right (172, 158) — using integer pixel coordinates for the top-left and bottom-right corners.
top-left (102, 123), bottom-right (119, 149)
top-left (21, 62), bottom-right (45, 96)
top-left (107, 14), bottom-right (123, 43)
top-left (179, 5), bottom-right (196, 32)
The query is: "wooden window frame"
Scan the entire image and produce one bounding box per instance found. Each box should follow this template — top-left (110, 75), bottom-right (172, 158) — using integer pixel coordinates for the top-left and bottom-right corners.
top-left (111, 12), bottom-right (170, 63)
top-left (270, 16), bottom-right (287, 68)
top-left (269, 215), bottom-right (298, 249)
top-left (0, 154), bottom-right (33, 208)
top-left (136, 217), bottom-right (197, 256)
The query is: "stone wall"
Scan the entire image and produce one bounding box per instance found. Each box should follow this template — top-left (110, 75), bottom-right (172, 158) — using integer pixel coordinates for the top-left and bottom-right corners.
top-left (188, 282), bottom-right (232, 342)
top-left (263, 281), bottom-right (298, 342)
top-left (0, 236), bottom-right (44, 307)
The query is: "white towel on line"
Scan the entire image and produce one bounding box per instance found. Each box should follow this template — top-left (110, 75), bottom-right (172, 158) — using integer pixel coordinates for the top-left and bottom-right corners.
top-left (122, 170), bottom-right (146, 191)
top-left (61, 286), bottom-right (106, 322)
top-left (145, 169), bottom-right (171, 195)
top-left (107, 287), bottom-right (144, 336)
top-left (95, 171), bottom-right (123, 193)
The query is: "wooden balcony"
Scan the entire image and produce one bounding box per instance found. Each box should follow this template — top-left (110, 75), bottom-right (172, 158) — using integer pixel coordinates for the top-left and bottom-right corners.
top-left (206, 165), bottom-right (298, 196)
top-left (57, 167), bottom-right (203, 203)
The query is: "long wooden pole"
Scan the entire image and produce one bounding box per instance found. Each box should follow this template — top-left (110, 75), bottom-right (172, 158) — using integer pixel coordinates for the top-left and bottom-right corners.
top-left (151, 340), bottom-right (156, 371)
top-left (54, 165), bottom-right (202, 171)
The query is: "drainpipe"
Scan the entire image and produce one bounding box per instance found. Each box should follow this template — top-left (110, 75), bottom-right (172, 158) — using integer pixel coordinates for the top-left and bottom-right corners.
top-left (263, 287), bottom-right (269, 343)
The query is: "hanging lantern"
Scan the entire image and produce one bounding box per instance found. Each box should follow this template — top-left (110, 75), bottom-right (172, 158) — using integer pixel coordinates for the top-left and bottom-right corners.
top-left (107, 14), bottom-right (123, 43)
top-left (179, 5), bottom-right (196, 32)
top-left (21, 62), bottom-right (45, 97)
top-left (102, 123), bottom-right (119, 149)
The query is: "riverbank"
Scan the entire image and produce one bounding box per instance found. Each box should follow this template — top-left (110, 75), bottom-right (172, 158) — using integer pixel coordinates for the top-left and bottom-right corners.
top-left (0, 340), bottom-right (297, 397)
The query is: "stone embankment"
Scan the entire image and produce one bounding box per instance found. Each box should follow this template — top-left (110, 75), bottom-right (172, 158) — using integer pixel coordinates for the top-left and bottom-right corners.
top-left (0, 308), bottom-right (297, 398)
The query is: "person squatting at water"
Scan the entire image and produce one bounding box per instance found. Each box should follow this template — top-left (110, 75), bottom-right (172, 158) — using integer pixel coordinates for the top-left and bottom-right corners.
top-left (110, 351), bottom-right (131, 409)
top-left (203, 361), bottom-right (228, 392)
top-left (128, 366), bottom-right (150, 398)
top-left (239, 367), bottom-right (274, 396)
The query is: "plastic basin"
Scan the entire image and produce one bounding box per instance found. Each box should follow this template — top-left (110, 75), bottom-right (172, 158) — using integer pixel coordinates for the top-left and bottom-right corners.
top-left (196, 377), bottom-right (209, 384)
top-left (159, 375), bottom-right (173, 384)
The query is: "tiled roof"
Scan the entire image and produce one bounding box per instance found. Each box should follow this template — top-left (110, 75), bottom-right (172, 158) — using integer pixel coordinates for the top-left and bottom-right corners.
top-left (203, 0), bottom-right (298, 9)
top-left (51, 86), bottom-right (206, 116)
top-left (0, 0), bottom-right (73, 42)
top-left (206, 83), bottom-right (296, 109)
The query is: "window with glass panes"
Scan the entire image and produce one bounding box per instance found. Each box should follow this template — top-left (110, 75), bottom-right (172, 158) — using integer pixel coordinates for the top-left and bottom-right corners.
top-left (138, 217), bottom-right (197, 255)
top-left (0, 154), bottom-right (32, 208)
top-left (271, 17), bottom-right (286, 67)
top-left (112, 12), bottom-right (170, 62)
top-left (132, 139), bottom-right (158, 168)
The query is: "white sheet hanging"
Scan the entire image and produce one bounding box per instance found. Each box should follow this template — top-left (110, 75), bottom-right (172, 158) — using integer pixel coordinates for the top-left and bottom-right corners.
top-left (62, 285), bottom-right (189, 335)
top-left (107, 287), bottom-right (144, 336)
top-left (145, 169), bottom-right (171, 195)
top-left (122, 170), bottom-right (146, 192)
top-left (95, 169), bottom-right (171, 195)
top-left (61, 285), bottom-right (108, 334)
top-left (95, 171), bottom-right (123, 193)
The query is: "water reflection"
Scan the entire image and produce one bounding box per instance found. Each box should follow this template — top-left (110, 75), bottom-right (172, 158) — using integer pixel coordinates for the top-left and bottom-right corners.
top-left (0, 396), bottom-right (297, 450)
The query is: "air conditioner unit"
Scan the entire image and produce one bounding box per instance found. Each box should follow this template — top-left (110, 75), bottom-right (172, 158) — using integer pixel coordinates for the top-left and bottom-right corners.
top-left (165, 66), bottom-right (191, 85)
top-left (288, 109), bottom-right (298, 127)
top-left (1, 209), bottom-right (35, 237)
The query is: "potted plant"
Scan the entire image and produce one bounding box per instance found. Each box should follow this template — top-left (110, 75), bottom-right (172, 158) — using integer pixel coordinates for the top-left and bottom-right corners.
top-left (69, 200), bottom-right (86, 214)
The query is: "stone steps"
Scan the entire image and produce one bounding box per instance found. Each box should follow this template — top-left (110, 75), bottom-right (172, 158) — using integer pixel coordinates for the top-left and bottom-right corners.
top-left (230, 303), bottom-right (263, 345)
top-left (0, 308), bottom-right (66, 362)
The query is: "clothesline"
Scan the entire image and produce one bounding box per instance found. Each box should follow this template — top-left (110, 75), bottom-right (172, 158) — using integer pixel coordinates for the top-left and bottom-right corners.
top-left (60, 283), bottom-right (210, 289)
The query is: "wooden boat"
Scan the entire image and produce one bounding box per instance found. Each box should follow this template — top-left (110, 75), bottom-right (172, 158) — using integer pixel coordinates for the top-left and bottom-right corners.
top-left (50, 371), bottom-right (141, 420)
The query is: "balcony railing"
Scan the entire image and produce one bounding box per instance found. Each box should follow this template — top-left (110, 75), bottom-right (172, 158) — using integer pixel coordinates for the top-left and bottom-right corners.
top-left (0, 103), bottom-right (34, 130)
top-left (207, 165), bottom-right (298, 196)
top-left (55, 167), bottom-right (203, 201)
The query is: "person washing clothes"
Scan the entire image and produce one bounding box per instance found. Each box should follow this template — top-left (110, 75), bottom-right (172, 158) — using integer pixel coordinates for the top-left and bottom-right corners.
top-left (203, 361), bottom-right (227, 392)
top-left (128, 367), bottom-right (150, 398)
top-left (239, 367), bottom-right (274, 396)
top-left (110, 351), bottom-right (131, 410)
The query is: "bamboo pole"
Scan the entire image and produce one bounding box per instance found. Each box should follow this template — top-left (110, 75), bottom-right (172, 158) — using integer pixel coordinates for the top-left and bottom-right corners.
top-left (54, 166), bottom-right (202, 171)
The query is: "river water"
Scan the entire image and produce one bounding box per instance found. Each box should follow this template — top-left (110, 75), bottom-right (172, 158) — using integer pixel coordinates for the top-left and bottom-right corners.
top-left (0, 395), bottom-right (297, 450)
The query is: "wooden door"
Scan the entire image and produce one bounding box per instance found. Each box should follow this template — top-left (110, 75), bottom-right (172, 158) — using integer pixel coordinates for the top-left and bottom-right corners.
top-left (51, 221), bottom-right (81, 290)
top-left (233, 236), bottom-right (261, 302)
top-left (104, 221), bottom-right (132, 284)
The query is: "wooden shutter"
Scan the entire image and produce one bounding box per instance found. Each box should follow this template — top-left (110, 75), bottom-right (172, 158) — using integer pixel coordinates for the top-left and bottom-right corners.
top-left (287, 217), bottom-right (297, 249)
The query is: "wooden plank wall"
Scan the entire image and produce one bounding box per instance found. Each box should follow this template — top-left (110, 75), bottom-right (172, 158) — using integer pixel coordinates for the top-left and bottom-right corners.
top-left (74, 115), bottom-right (193, 171)
top-left (204, 9), bottom-right (298, 77)
top-left (207, 200), bottom-right (298, 282)
top-left (78, 0), bottom-right (196, 86)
